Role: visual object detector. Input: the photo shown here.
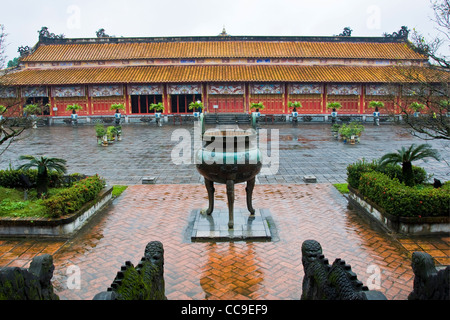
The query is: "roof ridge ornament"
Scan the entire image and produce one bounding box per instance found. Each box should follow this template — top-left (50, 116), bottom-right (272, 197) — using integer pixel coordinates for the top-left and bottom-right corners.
top-left (383, 26), bottom-right (409, 39)
top-left (338, 27), bottom-right (353, 37)
top-left (38, 26), bottom-right (65, 41)
top-left (218, 26), bottom-right (229, 37)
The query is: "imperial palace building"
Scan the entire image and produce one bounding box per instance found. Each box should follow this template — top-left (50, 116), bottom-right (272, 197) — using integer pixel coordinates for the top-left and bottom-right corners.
top-left (0, 29), bottom-right (448, 122)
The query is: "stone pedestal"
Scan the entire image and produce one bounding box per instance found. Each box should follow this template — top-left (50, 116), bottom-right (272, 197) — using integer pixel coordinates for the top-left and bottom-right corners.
top-left (190, 208), bottom-right (272, 242)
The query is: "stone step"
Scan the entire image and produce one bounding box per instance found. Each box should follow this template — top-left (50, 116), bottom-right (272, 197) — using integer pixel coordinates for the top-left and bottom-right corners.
top-left (204, 113), bottom-right (250, 124)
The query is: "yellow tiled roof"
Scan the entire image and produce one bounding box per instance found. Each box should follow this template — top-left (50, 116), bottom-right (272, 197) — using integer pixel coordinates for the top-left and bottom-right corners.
top-left (22, 41), bottom-right (427, 62)
top-left (2, 65), bottom-right (446, 86)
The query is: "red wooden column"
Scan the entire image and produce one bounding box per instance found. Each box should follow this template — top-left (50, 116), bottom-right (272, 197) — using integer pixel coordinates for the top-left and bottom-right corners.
top-left (284, 83), bottom-right (289, 114)
top-left (124, 85), bottom-right (131, 115)
top-left (163, 84), bottom-right (170, 114)
top-left (359, 84), bottom-right (365, 114)
top-left (202, 83), bottom-right (208, 113)
top-left (245, 83), bottom-right (250, 113)
top-left (322, 84), bottom-right (327, 113)
top-left (49, 94), bottom-right (56, 116)
top-left (87, 85), bottom-right (92, 115)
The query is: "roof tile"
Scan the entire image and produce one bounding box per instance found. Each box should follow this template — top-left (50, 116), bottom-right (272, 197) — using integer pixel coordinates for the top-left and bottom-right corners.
top-left (22, 41), bottom-right (426, 62)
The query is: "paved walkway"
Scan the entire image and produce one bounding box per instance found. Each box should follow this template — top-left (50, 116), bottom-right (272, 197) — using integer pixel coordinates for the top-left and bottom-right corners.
top-left (1, 122), bottom-right (448, 185)
top-left (0, 183), bottom-right (448, 300)
top-left (0, 122), bottom-right (449, 300)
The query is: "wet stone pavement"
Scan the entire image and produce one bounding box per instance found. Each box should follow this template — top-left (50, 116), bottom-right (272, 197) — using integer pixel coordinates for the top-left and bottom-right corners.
top-left (1, 122), bottom-right (448, 186)
top-left (0, 121), bottom-right (449, 301)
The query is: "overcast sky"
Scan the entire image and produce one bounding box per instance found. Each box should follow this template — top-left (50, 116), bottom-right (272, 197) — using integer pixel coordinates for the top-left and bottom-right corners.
top-left (0, 0), bottom-right (447, 62)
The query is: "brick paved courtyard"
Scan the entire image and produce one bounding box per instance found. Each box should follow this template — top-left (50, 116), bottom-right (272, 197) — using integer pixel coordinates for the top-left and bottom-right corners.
top-left (0, 122), bottom-right (449, 300)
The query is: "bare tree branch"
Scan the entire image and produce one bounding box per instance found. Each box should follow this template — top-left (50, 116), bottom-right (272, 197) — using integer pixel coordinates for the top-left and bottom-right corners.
top-left (0, 24), bottom-right (34, 155)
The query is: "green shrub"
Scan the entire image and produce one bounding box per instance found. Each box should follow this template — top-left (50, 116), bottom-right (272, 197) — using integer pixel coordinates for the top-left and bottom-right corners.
top-left (0, 169), bottom-right (32, 188)
top-left (43, 175), bottom-right (105, 218)
top-left (0, 169), bottom-right (86, 189)
top-left (0, 169), bottom-right (62, 188)
top-left (346, 159), bottom-right (428, 188)
top-left (376, 163), bottom-right (428, 186)
top-left (358, 171), bottom-right (449, 217)
top-left (346, 159), bottom-right (378, 189)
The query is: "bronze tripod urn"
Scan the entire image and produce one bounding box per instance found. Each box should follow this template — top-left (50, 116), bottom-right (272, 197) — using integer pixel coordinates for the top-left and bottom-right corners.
top-left (195, 127), bottom-right (262, 229)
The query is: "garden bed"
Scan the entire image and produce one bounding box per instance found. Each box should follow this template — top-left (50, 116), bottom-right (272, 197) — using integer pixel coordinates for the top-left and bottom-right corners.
top-left (348, 185), bottom-right (449, 235)
top-left (0, 186), bottom-right (113, 237)
top-left (346, 157), bottom-right (449, 236)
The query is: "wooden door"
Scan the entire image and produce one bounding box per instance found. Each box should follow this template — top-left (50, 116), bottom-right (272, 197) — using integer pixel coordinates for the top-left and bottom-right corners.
top-left (250, 94), bottom-right (284, 114)
top-left (288, 94), bottom-right (322, 113)
top-left (208, 95), bottom-right (244, 113)
top-left (327, 95), bottom-right (359, 114)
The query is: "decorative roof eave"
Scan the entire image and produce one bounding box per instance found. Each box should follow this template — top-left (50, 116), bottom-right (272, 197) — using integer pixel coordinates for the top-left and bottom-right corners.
top-left (1, 65), bottom-right (447, 87)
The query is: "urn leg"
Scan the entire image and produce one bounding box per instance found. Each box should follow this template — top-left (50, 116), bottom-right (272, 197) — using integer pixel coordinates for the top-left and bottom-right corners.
top-left (226, 180), bottom-right (235, 229)
top-left (204, 178), bottom-right (215, 215)
top-left (246, 177), bottom-right (256, 215)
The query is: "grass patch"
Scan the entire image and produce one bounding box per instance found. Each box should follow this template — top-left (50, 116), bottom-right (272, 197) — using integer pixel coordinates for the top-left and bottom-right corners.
top-left (333, 183), bottom-right (349, 194)
top-left (112, 185), bottom-right (128, 198)
top-left (0, 175), bottom-right (105, 218)
top-left (0, 186), bottom-right (64, 218)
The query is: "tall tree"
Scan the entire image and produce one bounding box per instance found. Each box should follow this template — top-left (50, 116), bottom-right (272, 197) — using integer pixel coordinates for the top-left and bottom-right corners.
top-left (395, 0), bottom-right (450, 141)
top-left (0, 24), bottom-right (33, 155)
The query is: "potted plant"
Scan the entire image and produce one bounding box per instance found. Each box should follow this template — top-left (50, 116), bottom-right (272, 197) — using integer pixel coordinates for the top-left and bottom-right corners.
top-left (331, 123), bottom-right (341, 139)
top-left (149, 102), bottom-right (165, 126)
top-left (410, 102), bottom-right (425, 117)
top-left (116, 125), bottom-right (122, 141)
top-left (106, 126), bottom-right (118, 142)
top-left (95, 123), bottom-right (107, 146)
top-left (250, 102), bottom-right (265, 113)
top-left (288, 101), bottom-right (302, 122)
top-left (327, 102), bottom-right (342, 124)
top-left (338, 122), bottom-right (365, 144)
top-left (66, 103), bottom-right (83, 125)
top-left (368, 101), bottom-right (384, 126)
top-left (0, 105), bottom-right (5, 124)
top-left (288, 101), bottom-right (302, 112)
top-left (110, 103), bottom-right (125, 125)
top-left (250, 102), bottom-right (265, 125)
top-left (188, 100), bottom-right (204, 118)
top-left (23, 104), bottom-right (42, 128)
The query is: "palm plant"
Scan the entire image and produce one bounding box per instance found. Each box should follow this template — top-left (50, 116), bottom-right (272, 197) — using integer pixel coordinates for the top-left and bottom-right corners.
top-left (188, 101), bottom-right (203, 112)
top-left (288, 101), bottom-right (302, 111)
top-left (23, 104), bottom-right (42, 116)
top-left (66, 104), bottom-right (83, 112)
top-left (18, 155), bottom-right (67, 197)
top-left (326, 102), bottom-right (342, 110)
top-left (250, 102), bottom-right (265, 112)
top-left (149, 102), bottom-right (165, 112)
top-left (368, 101), bottom-right (385, 109)
top-left (110, 103), bottom-right (125, 112)
top-left (378, 144), bottom-right (440, 186)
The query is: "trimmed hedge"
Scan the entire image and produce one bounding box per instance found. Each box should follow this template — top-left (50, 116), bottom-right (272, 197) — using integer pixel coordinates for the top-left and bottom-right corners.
top-left (0, 169), bottom-right (86, 189)
top-left (347, 159), bottom-right (428, 189)
top-left (43, 175), bottom-right (105, 218)
top-left (357, 171), bottom-right (450, 217)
